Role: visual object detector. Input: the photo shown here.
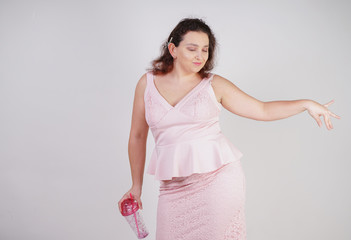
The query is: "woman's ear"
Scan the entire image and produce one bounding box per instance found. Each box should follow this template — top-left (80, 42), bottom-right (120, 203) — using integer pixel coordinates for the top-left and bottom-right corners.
top-left (168, 43), bottom-right (177, 59)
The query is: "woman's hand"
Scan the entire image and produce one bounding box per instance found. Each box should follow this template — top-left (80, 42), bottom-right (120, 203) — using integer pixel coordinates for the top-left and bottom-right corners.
top-left (305, 100), bottom-right (341, 130)
top-left (118, 186), bottom-right (143, 213)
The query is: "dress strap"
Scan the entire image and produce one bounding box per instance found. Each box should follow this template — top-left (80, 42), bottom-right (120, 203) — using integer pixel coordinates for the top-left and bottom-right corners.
top-left (145, 71), bottom-right (157, 97)
top-left (206, 73), bottom-right (222, 110)
top-left (146, 71), bottom-right (153, 87)
top-left (207, 73), bottom-right (215, 82)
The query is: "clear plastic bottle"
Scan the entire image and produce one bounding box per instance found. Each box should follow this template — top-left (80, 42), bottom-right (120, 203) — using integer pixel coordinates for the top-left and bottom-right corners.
top-left (120, 194), bottom-right (149, 239)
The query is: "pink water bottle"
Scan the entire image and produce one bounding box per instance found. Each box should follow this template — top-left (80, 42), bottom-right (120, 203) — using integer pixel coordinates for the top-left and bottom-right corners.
top-left (121, 193), bottom-right (149, 239)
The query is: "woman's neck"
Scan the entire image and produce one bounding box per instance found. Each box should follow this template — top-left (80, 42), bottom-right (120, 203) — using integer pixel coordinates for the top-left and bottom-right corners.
top-left (168, 67), bottom-right (200, 83)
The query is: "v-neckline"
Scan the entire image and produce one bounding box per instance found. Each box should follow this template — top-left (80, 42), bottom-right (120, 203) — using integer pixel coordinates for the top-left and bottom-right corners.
top-left (151, 73), bottom-right (206, 109)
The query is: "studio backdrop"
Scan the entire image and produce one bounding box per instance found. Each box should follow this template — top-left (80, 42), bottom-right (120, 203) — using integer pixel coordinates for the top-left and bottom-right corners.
top-left (0, 0), bottom-right (350, 239)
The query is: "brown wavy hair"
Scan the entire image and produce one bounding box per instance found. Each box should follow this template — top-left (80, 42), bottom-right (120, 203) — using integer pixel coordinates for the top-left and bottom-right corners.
top-left (150, 18), bottom-right (217, 79)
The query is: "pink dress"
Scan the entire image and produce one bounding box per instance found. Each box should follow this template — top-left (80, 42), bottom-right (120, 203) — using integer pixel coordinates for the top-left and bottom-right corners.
top-left (144, 72), bottom-right (247, 239)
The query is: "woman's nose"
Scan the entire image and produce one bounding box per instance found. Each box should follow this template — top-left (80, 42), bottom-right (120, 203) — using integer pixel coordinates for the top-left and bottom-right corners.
top-left (196, 51), bottom-right (202, 59)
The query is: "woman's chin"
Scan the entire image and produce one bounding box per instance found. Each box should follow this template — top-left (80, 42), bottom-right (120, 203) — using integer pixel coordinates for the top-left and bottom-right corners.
top-left (191, 66), bottom-right (204, 73)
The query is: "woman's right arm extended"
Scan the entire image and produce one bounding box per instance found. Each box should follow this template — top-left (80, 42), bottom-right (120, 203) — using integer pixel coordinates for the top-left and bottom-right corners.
top-left (118, 74), bottom-right (149, 212)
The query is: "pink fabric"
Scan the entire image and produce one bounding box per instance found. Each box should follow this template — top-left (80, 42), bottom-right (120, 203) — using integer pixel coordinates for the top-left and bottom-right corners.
top-left (156, 161), bottom-right (247, 240)
top-left (144, 72), bottom-right (243, 180)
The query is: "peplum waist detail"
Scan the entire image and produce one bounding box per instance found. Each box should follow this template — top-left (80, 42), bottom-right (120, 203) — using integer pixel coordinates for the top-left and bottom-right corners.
top-left (147, 133), bottom-right (243, 180)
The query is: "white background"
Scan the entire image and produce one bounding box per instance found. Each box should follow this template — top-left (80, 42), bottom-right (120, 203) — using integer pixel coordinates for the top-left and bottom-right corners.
top-left (1, 0), bottom-right (350, 239)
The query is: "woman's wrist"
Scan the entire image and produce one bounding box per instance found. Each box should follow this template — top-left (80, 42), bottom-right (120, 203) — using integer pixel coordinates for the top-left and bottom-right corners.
top-left (132, 183), bottom-right (143, 191)
top-left (301, 99), bottom-right (314, 111)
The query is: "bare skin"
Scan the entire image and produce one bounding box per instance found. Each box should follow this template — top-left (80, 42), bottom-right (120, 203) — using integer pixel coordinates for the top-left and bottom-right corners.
top-left (118, 31), bottom-right (340, 212)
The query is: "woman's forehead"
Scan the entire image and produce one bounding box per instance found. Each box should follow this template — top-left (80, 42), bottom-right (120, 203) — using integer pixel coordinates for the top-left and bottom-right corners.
top-left (181, 31), bottom-right (209, 46)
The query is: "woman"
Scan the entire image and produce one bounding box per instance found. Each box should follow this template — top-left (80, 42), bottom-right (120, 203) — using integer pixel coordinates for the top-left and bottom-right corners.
top-left (118, 18), bottom-right (340, 239)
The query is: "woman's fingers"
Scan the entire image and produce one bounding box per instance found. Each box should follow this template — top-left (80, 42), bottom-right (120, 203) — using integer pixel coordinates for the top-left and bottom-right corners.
top-left (324, 100), bottom-right (341, 116)
top-left (329, 110), bottom-right (341, 119)
top-left (313, 113), bottom-right (333, 130)
top-left (118, 191), bottom-right (134, 213)
top-left (324, 100), bottom-right (341, 119)
top-left (328, 115), bottom-right (333, 129)
top-left (324, 99), bottom-right (335, 107)
top-left (313, 114), bottom-right (323, 127)
top-left (118, 195), bottom-right (128, 213)
top-left (323, 114), bottom-right (332, 130)
top-left (129, 192), bottom-right (143, 210)
top-left (323, 114), bottom-right (328, 130)
top-left (133, 195), bottom-right (143, 210)
top-left (308, 100), bottom-right (340, 130)
top-left (119, 187), bottom-right (143, 213)
top-left (322, 100), bottom-right (340, 130)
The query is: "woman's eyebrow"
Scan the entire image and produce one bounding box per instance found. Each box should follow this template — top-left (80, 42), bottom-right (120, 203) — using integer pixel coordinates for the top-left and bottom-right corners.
top-left (186, 43), bottom-right (209, 47)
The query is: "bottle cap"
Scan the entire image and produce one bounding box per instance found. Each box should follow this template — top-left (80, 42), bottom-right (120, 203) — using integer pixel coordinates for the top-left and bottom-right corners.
top-left (121, 198), bottom-right (139, 216)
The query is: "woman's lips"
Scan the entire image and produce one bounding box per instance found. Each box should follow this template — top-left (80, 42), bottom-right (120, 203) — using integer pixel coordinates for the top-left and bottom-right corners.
top-left (193, 62), bottom-right (202, 66)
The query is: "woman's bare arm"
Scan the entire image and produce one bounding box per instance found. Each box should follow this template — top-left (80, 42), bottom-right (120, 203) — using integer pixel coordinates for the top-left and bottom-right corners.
top-left (119, 73), bottom-right (149, 212)
top-left (211, 75), bottom-right (340, 130)
top-left (128, 74), bottom-right (149, 189)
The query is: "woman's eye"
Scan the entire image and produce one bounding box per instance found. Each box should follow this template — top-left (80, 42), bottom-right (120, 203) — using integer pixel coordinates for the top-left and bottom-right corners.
top-left (203, 49), bottom-right (208, 53)
top-left (188, 48), bottom-right (196, 51)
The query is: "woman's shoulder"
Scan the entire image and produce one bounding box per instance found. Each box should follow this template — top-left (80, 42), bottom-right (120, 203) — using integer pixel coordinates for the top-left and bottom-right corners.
top-left (211, 73), bottom-right (234, 88)
top-left (133, 73), bottom-right (148, 96)
top-left (137, 72), bottom-right (150, 87)
top-left (210, 73), bottom-right (241, 99)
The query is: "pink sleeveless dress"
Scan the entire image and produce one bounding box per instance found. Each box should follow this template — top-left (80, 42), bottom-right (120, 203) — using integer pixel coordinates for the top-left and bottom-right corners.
top-left (144, 72), bottom-right (247, 240)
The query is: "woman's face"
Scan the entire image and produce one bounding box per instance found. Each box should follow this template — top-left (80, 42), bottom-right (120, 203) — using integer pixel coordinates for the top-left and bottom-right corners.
top-left (172, 31), bottom-right (209, 75)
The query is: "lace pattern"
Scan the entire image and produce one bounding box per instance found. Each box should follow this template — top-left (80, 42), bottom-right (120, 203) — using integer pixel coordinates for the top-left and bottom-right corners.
top-left (145, 89), bottom-right (169, 127)
top-left (145, 74), bottom-right (221, 126)
top-left (157, 161), bottom-right (246, 240)
top-left (224, 208), bottom-right (247, 240)
top-left (178, 87), bottom-right (220, 120)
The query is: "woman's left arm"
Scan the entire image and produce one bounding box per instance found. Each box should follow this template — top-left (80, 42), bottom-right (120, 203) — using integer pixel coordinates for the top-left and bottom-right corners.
top-left (263, 99), bottom-right (340, 130)
top-left (212, 75), bottom-right (341, 130)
